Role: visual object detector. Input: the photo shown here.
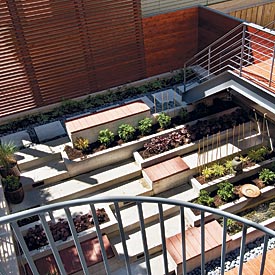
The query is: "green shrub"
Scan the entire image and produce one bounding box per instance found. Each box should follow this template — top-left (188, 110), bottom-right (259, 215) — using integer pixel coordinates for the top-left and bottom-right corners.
top-left (138, 118), bottom-right (153, 136)
top-left (259, 168), bottom-right (275, 185)
top-left (73, 137), bottom-right (89, 151)
top-left (157, 113), bottom-right (171, 129)
top-left (118, 124), bottom-right (136, 142)
top-left (196, 190), bottom-right (214, 207)
top-left (248, 146), bottom-right (269, 163)
top-left (211, 163), bottom-right (226, 177)
top-left (98, 129), bottom-right (115, 147)
top-left (217, 181), bottom-right (234, 202)
top-left (224, 160), bottom-right (234, 174)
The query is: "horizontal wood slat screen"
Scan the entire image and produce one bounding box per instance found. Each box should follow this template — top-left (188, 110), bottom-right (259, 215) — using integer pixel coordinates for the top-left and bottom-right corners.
top-left (0, 0), bottom-right (145, 117)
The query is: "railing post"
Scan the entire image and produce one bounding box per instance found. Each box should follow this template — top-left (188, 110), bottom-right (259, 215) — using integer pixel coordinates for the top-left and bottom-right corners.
top-left (268, 41), bottom-right (275, 87)
top-left (183, 63), bottom-right (187, 93)
top-left (208, 46), bottom-right (211, 76)
top-left (239, 24), bottom-right (247, 77)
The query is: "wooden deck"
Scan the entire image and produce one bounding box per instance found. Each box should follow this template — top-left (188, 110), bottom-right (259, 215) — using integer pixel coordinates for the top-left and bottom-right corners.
top-left (225, 248), bottom-right (275, 275)
top-left (240, 59), bottom-right (275, 93)
top-left (166, 220), bottom-right (231, 273)
top-left (22, 234), bottom-right (115, 275)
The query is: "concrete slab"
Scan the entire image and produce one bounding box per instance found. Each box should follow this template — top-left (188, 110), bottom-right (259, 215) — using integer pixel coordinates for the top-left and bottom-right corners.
top-left (0, 130), bottom-right (32, 148)
top-left (140, 96), bottom-right (154, 108)
top-left (34, 121), bottom-right (67, 142)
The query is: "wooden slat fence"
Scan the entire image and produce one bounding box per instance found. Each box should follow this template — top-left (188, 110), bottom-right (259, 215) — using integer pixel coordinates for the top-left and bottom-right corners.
top-left (0, 0), bottom-right (145, 117)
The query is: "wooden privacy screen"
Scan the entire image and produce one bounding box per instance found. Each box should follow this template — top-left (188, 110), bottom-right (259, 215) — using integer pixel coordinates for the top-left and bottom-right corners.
top-left (0, 0), bottom-right (145, 117)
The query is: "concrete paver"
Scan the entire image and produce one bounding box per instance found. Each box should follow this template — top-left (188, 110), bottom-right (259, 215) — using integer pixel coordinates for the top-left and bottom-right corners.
top-left (34, 121), bottom-right (67, 142)
top-left (0, 130), bottom-right (32, 148)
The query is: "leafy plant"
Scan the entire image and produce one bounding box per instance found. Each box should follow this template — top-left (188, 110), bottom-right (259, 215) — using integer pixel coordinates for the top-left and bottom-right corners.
top-left (259, 168), bottom-right (275, 185)
top-left (157, 113), bottom-right (171, 129)
top-left (118, 124), bottom-right (136, 142)
top-left (2, 175), bottom-right (21, 191)
top-left (196, 190), bottom-right (214, 207)
top-left (224, 160), bottom-right (234, 174)
top-left (73, 137), bottom-right (89, 151)
top-left (143, 136), bottom-right (171, 157)
top-left (98, 129), bottom-right (114, 147)
top-left (138, 118), bottom-right (153, 136)
top-left (0, 141), bottom-right (17, 169)
top-left (201, 166), bottom-right (214, 180)
top-left (211, 163), bottom-right (226, 177)
top-left (225, 218), bottom-right (243, 235)
top-left (248, 146), bottom-right (269, 163)
top-left (217, 181), bottom-right (234, 202)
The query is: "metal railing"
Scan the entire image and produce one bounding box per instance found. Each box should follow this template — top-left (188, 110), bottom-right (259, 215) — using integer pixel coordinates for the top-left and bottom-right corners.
top-left (1, 196), bottom-right (275, 275)
top-left (183, 22), bottom-right (275, 92)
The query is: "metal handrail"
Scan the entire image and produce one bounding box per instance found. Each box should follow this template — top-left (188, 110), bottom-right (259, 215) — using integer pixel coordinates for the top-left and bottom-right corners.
top-left (1, 196), bottom-right (275, 275)
top-left (184, 21), bottom-right (275, 91)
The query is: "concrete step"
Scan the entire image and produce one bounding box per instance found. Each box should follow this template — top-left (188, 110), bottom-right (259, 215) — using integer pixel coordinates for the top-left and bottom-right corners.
top-left (115, 184), bottom-right (197, 233)
top-left (111, 212), bottom-right (191, 263)
top-left (20, 160), bottom-right (69, 190)
top-left (40, 161), bottom-right (141, 204)
top-left (112, 251), bottom-right (177, 275)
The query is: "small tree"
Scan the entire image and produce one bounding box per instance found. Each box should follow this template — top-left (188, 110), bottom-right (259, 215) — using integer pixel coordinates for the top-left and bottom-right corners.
top-left (118, 124), bottom-right (136, 142)
top-left (138, 117), bottom-right (153, 136)
top-left (217, 181), bottom-right (234, 202)
top-left (98, 129), bottom-right (114, 147)
top-left (157, 113), bottom-right (171, 129)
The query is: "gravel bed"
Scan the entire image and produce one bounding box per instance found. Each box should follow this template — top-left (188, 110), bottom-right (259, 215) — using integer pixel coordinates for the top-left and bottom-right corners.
top-left (188, 236), bottom-right (275, 275)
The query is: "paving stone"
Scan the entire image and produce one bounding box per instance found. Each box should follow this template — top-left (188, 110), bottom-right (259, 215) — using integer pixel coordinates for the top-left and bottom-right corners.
top-left (34, 121), bottom-right (67, 142)
top-left (0, 130), bottom-right (32, 148)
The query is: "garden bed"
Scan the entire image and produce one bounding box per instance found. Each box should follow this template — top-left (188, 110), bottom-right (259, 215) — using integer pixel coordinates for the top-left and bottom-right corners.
top-left (186, 171), bottom-right (275, 226)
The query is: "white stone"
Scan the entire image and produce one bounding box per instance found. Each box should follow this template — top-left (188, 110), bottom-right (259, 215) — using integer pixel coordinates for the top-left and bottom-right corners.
top-left (34, 121), bottom-right (66, 142)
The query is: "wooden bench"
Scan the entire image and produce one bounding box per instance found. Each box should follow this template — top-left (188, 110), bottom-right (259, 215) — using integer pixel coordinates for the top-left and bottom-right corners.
top-left (23, 234), bottom-right (115, 275)
top-left (65, 100), bottom-right (151, 143)
top-left (166, 220), bottom-right (231, 273)
top-left (142, 156), bottom-right (190, 194)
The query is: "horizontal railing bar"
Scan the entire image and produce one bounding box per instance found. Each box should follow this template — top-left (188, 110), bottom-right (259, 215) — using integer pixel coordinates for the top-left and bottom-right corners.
top-left (3, 196), bottom-right (272, 237)
top-left (184, 23), bottom-right (244, 65)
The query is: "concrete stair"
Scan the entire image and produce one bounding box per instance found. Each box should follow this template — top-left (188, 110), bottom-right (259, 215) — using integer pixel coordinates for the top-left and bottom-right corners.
top-left (39, 160), bottom-right (142, 204)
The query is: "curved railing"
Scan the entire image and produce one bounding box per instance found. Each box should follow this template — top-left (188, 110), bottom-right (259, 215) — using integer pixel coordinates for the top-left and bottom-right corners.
top-left (1, 196), bottom-right (275, 275)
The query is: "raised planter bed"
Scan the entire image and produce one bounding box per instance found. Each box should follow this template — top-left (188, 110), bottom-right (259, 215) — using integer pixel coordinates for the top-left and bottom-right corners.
top-left (65, 100), bottom-right (151, 144)
top-left (186, 164), bottom-right (275, 227)
top-left (134, 119), bottom-right (255, 169)
top-left (190, 156), bottom-right (275, 194)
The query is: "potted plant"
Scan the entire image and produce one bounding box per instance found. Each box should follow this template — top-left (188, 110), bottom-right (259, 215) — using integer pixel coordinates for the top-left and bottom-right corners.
top-left (0, 141), bottom-right (20, 177)
top-left (2, 175), bottom-right (24, 204)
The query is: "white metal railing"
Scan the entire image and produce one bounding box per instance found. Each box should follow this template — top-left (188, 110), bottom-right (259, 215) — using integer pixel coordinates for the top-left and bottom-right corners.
top-left (1, 196), bottom-right (275, 275)
top-left (184, 22), bottom-right (275, 92)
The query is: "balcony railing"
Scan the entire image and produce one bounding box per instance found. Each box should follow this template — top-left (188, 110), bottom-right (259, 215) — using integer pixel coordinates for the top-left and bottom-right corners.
top-left (183, 22), bottom-right (275, 92)
top-left (0, 196), bottom-right (275, 275)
